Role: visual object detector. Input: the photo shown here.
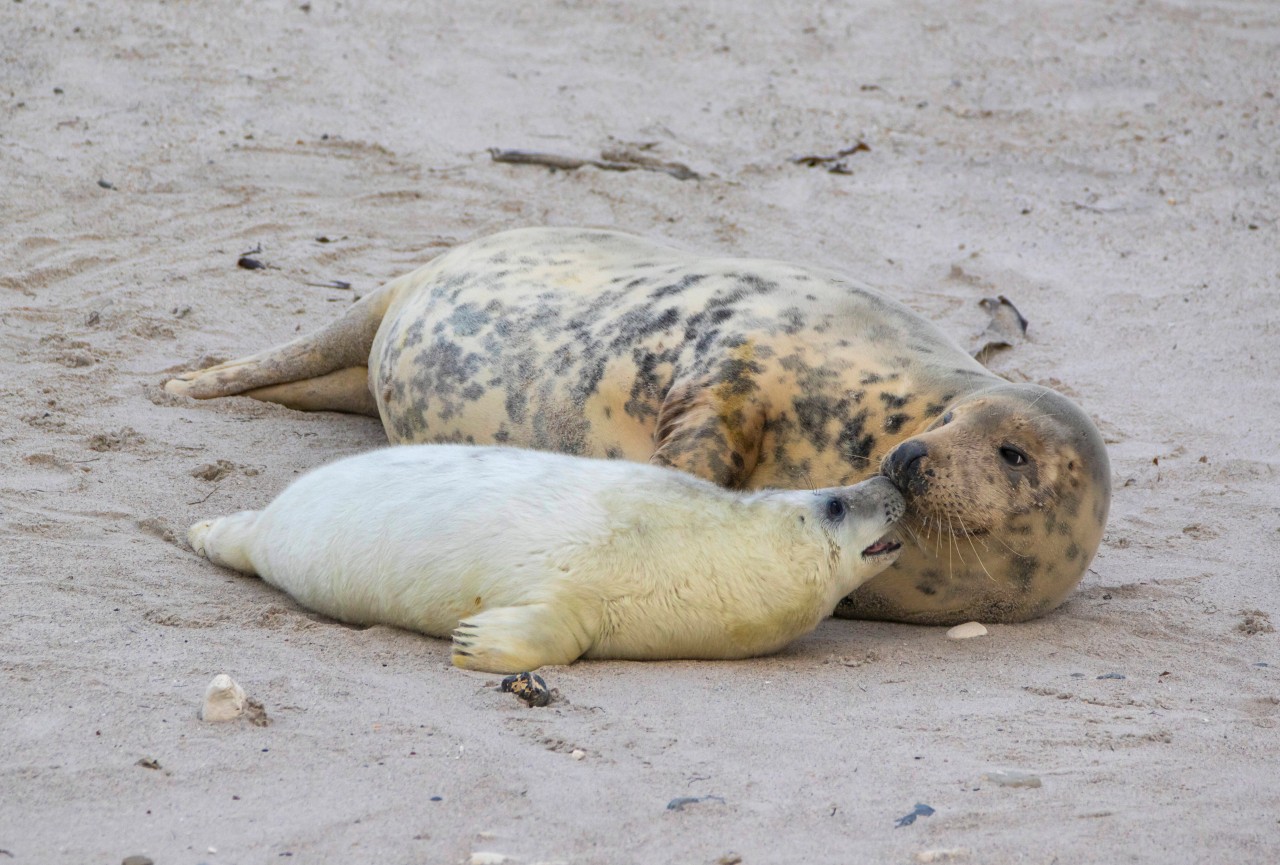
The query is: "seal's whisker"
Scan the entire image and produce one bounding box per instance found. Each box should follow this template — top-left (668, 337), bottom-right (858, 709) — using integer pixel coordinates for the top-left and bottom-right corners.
top-left (945, 513), bottom-right (956, 580)
top-left (1024, 388), bottom-right (1054, 412)
top-left (957, 515), bottom-right (997, 584)
top-left (979, 513), bottom-right (1034, 559)
top-left (948, 513), bottom-right (971, 569)
top-left (899, 521), bottom-right (925, 549)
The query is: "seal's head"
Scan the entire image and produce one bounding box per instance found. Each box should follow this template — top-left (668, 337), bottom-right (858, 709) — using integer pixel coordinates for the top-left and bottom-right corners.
top-left (843, 383), bottom-right (1111, 624)
top-left (800, 475), bottom-right (907, 589)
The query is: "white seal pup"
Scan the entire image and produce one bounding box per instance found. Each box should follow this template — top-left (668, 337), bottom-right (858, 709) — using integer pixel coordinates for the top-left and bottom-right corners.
top-left (188, 445), bottom-right (905, 673)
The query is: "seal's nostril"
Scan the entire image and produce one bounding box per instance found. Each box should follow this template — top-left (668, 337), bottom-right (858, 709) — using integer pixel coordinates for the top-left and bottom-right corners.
top-left (887, 440), bottom-right (928, 479)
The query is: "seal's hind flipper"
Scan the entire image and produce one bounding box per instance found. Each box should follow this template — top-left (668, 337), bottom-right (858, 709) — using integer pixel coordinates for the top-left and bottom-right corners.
top-left (164, 284), bottom-right (394, 415)
top-left (243, 366), bottom-right (377, 416)
top-left (189, 510), bottom-right (261, 575)
top-left (451, 604), bottom-right (593, 673)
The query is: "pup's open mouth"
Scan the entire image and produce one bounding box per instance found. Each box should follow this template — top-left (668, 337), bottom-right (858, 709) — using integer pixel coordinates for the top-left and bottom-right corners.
top-left (861, 535), bottom-right (902, 559)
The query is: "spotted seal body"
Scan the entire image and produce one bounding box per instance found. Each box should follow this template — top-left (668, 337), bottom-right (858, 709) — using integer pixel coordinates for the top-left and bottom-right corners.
top-left (167, 228), bottom-right (1111, 625)
top-left (188, 445), bottom-right (905, 673)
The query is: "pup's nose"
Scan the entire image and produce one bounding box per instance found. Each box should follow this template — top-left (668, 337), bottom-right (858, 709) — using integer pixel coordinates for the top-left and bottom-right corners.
top-left (882, 440), bottom-right (928, 487)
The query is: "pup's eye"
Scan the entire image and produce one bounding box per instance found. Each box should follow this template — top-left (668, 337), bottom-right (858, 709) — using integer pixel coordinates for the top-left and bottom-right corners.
top-left (826, 498), bottom-right (846, 521)
top-left (941, 411), bottom-right (953, 425)
top-left (999, 445), bottom-right (1029, 467)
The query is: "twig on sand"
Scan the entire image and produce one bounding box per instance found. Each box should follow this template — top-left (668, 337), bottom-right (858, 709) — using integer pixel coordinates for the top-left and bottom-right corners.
top-left (489, 147), bottom-right (701, 181)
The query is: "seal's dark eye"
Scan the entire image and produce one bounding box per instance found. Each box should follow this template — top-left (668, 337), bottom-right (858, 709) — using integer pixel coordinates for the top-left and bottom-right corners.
top-left (941, 411), bottom-right (954, 425)
top-left (999, 445), bottom-right (1029, 467)
top-left (826, 498), bottom-right (846, 521)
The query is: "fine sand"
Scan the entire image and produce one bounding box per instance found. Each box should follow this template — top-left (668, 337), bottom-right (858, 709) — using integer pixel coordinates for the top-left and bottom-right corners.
top-left (2, 2), bottom-right (1277, 863)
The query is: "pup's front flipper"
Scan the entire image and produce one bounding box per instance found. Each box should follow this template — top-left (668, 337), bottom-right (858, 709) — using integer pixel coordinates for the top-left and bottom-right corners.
top-left (451, 604), bottom-right (595, 673)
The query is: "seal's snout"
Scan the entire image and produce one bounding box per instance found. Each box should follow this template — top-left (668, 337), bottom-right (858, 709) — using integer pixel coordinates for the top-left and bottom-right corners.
top-left (882, 439), bottom-right (929, 493)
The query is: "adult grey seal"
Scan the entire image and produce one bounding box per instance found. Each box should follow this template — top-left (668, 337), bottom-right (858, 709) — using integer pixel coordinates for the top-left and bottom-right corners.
top-left (167, 228), bottom-right (1110, 624)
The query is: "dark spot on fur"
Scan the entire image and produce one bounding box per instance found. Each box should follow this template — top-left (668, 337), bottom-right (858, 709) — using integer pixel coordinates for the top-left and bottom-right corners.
top-left (860, 373), bottom-right (883, 385)
top-left (879, 393), bottom-right (911, 410)
top-left (449, 304), bottom-right (490, 337)
top-left (792, 396), bottom-right (841, 449)
top-left (739, 274), bottom-right (779, 295)
top-left (1011, 556), bottom-right (1039, 590)
top-left (1065, 542), bottom-right (1080, 561)
top-left (780, 307), bottom-right (805, 335)
top-left (1059, 490), bottom-right (1081, 518)
top-left (836, 411), bottom-right (876, 468)
top-left (883, 413), bottom-right (911, 434)
top-left (505, 388), bottom-right (528, 424)
top-left (650, 273), bottom-right (708, 298)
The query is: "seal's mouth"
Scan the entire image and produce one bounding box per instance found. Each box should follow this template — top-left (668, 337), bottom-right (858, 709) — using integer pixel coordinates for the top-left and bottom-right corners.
top-left (861, 535), bottom-right (902, 560)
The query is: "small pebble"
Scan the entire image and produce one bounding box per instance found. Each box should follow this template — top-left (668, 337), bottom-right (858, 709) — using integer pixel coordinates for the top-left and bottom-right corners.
top-left (570, 749), bottom-right (585, 760)
top-left (916, 849), bottom-right (970, 863)
top-left (201, 673), bottom-right (247, 722)
top-left (946, 621), bottom-right (988, 640)
top-left (122, 857), bottom-right (154, 865)
top-left (982, 769), bottom-right (1042, 788)
top-left (1097, 672), bottom-right (1126, 680)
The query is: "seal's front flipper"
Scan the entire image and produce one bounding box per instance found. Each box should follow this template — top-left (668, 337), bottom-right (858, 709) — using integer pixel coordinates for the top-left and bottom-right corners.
top-left (650, 369), bottom-right (766, 489)
top-left (164, 285), bottom-right (393, 415)
top-left (451, 604), bottom-right (594, 673)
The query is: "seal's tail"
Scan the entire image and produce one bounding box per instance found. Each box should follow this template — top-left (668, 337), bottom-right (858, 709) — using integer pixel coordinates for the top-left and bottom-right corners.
top-left (189, 511), bottom-right (261, 575)
top-left (163, 281), bottom-right (398, 416)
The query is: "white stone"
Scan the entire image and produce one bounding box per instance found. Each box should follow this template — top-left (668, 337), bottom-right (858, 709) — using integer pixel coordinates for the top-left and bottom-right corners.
top-left (915, 849), bottom-right (970, 863)
top-left (570, 749), bottom-right (586, 760)
top-left (200, 674), bottom-right (248, 722)
top-left (469, 853), bottom-right (513, 865)
top-left (945, 621), bottom-right (988, 640)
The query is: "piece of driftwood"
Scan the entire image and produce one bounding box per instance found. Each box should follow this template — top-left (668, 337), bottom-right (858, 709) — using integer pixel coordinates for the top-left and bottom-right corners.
top-left (488, 147), bottom-right (700, 181)
top-left (791, 141), bottom-right (870, 173)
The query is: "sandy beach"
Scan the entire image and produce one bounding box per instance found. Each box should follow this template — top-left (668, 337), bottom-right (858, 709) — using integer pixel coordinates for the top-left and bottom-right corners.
top-left (2, 1), bottom-right (1278, 862)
